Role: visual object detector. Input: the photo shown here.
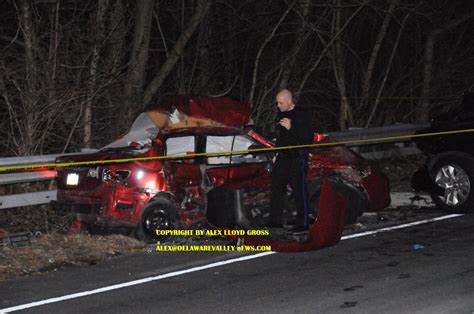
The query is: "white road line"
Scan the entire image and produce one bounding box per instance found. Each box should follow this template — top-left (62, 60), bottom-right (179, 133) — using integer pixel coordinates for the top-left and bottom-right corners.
top-left (0, 213), bottom-right (464, 313)
top-left (341, 213), bottom-right (463, 240)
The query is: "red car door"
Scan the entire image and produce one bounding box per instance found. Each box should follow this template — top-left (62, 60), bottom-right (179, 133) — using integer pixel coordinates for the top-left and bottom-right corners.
top-left (203, 133), bottom-right (271, 189)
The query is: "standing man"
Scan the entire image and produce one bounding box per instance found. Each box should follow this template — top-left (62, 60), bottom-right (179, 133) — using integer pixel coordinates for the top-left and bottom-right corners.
top-left (268, 89), bottom-right (314, 233)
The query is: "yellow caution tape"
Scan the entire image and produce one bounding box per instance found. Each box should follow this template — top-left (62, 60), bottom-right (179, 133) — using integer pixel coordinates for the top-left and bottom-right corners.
top-left (1, 128), bottom-right (473, 172)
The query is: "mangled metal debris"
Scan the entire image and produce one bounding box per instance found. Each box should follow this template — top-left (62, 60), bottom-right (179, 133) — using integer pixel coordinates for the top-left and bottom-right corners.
top-left (53, 95), bottom-right (391, 251)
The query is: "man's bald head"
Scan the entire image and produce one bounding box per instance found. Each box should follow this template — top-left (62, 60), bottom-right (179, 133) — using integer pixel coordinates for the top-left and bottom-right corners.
top-left (276, 89), bottom-right (295, 112)
top-left (277, 89), bottom-right (293, 102)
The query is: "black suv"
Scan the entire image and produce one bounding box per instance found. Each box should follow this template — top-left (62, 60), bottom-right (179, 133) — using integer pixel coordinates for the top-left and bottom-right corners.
top-left (412, 93), bottom-right (474, 213)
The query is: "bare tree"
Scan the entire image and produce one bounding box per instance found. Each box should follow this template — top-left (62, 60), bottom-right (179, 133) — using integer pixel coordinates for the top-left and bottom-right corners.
top-left (419, 11), bottom-right (474, 122)
top-left (1, 0), bottom-right (474, 156)
top-left (123, 0), bottom-right (156, 117)
top-left (365, 7), bottom-right (415, 128)
top-left (143, 0), bottom-right (210, 104)
top-left (84, 1), bottom-right (109, 148)
top-left (360, 0), bottom-right (398, 114)
top-left (330, 0), bottom-right (353, 130)
top-left (12, 0), bottom-right (41, 155)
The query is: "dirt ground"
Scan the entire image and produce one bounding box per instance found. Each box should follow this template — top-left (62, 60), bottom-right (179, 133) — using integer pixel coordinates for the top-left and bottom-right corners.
top-left (0, 155), bottom-right (427, 282)
top-left (0, 233), bottom-right (144, 282)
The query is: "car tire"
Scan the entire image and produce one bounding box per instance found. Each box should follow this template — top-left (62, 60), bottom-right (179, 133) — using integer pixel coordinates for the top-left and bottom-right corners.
top-left (430, 156), bottom-right (474, 213)
top-left (138, 198), bottom-right (179, 243)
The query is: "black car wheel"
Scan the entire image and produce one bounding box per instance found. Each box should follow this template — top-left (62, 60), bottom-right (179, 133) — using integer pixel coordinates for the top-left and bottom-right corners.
top-left (431, 156), bottom-right (474, 213)
top-left (138, 199), bottom-right (179, 243)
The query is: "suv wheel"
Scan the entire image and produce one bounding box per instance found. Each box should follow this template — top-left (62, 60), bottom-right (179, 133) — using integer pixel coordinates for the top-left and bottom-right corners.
top-left (431, 156), bottom-right (474, 213)
top-left (138, 199), bottom-right (179, 243)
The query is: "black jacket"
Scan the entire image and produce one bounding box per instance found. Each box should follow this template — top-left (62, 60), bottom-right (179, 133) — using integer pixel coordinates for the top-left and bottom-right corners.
top-left (276, 107), bottom-right (313, 157)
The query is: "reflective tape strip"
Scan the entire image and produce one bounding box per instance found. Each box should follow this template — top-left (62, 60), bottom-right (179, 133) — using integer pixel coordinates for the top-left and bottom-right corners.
top-left (1, 128), bottom-right (473, 172)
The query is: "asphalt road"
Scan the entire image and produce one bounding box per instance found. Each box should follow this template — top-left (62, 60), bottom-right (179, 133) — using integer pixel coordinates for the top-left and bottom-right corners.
top-left (1, 212), bottom-right (473, 313)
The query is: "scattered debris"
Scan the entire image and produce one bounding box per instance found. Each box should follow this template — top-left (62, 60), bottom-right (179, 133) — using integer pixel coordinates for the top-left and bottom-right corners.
top-left (344, 285), bottom-right (364, 291)
top-left (1, 232), bottom-right (31, 247)
top-left (340, 301), bottom-right (358, 308)
top-left (344, 207), bottom-right (442, 235)
top-left (396, 205), bottom-right (419, 211)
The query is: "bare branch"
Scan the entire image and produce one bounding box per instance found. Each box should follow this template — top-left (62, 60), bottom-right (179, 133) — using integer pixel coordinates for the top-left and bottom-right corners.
top-left (419, 11), bottom-right (474, 122)
top-left (365, 7), bottom-right (414, 127)
top-left (143, 0), bottom-right (210, 104)
top-left (248, 2), bottom-right (295, 105)
top-left (295, 1), bottom-right (369, 99)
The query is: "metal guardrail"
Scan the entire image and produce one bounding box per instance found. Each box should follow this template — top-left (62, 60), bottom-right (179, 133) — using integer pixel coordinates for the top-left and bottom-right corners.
top-left (0, 124), bottom-right (427, 210)
top-left (0, 149), bottom-right (99, 167)
top-left (0, 191), bottom-right (57, 209)
top-left (326, 123), bottom-right (430, 144)
top-left (0, 171), bottom-right (57, 185)
top-left (0, 150), bottom-right (99, 210)
top-left (327, 123), bottom-right (428, 159)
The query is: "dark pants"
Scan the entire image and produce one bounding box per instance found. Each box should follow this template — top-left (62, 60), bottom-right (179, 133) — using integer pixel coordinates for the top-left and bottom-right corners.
top-left (269, 155), bottom-right (309, 227)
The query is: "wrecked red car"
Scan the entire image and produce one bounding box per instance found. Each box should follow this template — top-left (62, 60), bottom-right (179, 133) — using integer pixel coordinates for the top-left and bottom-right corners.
top-left (53, 96), bottom-right (390, 243)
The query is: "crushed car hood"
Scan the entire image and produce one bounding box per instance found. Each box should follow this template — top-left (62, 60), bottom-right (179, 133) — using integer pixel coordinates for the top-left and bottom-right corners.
top-left (145, 95), bottom-right (251, 128)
